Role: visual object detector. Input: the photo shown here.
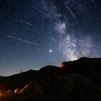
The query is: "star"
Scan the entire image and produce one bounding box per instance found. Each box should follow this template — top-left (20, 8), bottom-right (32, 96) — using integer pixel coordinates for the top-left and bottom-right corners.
top-left (49, 50), bottom-right (52, 52)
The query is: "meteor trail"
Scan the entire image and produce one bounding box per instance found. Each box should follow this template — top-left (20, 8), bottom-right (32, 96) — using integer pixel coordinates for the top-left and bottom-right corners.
top-left (50, 38), bottom-right (56, 41)
top-left (4, 34), bottom-right (38, 46)
top-left (20, 20), bottom-right (32, 26)
top-left (33, 6), bottom-right (51, 18)
top-left (65, 5), bottom-right (76, 18)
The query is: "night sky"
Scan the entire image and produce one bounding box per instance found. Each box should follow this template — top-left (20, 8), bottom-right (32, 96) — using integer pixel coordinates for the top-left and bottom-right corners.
top-left (0, 0), bottom-right (101, 76)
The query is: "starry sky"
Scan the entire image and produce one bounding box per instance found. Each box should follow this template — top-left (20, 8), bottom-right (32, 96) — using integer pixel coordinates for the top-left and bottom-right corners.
top-left (0, 0), bottom-right (101, 76)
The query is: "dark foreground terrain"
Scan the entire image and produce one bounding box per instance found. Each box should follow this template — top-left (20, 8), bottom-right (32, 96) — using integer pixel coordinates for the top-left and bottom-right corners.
top-left (0, 57), bottom-right (101, 101)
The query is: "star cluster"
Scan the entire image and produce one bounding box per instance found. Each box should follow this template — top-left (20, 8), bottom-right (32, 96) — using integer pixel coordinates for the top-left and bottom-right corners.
top-left (0, 0), bottom-right (101, 76)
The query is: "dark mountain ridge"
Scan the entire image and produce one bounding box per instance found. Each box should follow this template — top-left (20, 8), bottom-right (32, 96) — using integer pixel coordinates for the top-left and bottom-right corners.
top-left (0, 65), bottom-right (60, 92)
top-left (1, 57), bottom-right (101, 101)
top-left (43, 57), bottom-right (101, 84)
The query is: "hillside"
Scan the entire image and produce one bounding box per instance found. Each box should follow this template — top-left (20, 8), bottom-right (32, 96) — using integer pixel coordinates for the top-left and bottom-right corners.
top-left (1, 57), bottom-right (101, 101)
top-left (0, 65), bottom-right (60, 92)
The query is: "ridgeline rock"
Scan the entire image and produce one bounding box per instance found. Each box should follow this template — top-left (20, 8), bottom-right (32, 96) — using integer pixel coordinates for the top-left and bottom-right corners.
top-left (38, 65), bottom-right (60, 79)
top-left (21, 79), bottom-right (44, 97)
top-left (43, 57), bottom-right (101, 85)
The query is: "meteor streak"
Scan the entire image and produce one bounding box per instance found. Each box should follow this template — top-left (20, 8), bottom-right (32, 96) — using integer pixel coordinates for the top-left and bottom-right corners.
top-left (4, 34), bottom-right (38, 46)
top-left (20, 20), bottom-right (32, 26)
top-left (50, 38), bottom-right (56, 41)
top-left (65, 5), bottom-right (76, 18)
top-left (33, 6), bottom-right (51, 18)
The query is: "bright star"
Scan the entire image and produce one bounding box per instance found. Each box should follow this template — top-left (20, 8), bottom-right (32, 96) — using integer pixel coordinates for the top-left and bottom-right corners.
top-left (49, 50), bottom-right (52, 52)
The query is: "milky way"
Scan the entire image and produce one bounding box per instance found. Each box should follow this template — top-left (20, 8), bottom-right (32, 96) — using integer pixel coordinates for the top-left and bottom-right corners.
top-left (0, 0), bottom-right (101, 76)
top-left (43, 0), bottom-right (101, 61)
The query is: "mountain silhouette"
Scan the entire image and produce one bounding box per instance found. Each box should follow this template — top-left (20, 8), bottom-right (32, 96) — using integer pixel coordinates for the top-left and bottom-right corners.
top-left (1, 57), bottom-right (101, 101)
top-left (0, 65), bottom-right (60, 92)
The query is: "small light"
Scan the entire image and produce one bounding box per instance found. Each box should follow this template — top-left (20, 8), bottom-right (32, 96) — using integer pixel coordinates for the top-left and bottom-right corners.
top-left (49, 50), bottom-right (52, 52)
